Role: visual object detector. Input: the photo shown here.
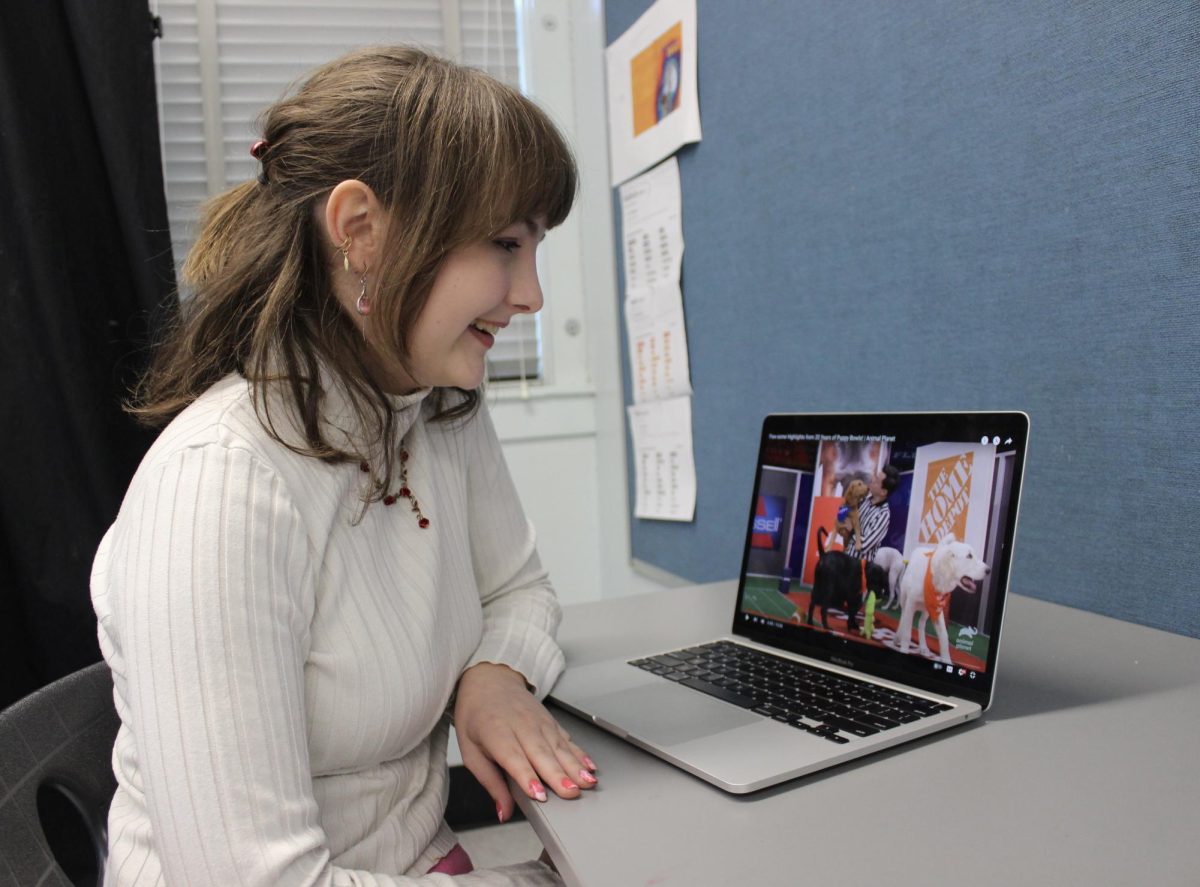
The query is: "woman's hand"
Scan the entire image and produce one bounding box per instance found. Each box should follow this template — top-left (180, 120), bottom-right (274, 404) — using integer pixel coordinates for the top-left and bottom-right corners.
top-left (453, 662), bottom-right (597, 823)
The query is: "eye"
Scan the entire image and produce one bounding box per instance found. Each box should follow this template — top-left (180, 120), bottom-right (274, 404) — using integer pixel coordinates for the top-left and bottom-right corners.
top-left (494, 239), bottom-right (520, 254)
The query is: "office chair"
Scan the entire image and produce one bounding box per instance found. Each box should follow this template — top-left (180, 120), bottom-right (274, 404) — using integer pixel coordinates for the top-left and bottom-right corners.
top-left (0, 661), bottom-right (119, 887)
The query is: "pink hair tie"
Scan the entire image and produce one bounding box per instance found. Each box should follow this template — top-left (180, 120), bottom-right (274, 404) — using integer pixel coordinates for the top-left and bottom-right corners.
top-left (250, 139), bottom-right (269, 159)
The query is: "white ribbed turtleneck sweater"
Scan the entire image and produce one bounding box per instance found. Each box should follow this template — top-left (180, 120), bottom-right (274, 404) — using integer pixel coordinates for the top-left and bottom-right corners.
top-left (91, 374), bottom-right (564, 885)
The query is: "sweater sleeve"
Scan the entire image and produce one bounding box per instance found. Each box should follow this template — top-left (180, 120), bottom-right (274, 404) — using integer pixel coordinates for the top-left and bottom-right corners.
top-left (99, 442), bottom-right (561, 886)
top-left (460, 407), bottom-right (565, 699)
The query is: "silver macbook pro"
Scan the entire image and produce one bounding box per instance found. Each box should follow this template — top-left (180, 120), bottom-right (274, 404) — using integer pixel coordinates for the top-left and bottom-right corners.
top-left (550, 411), bottom-right (1029, 793)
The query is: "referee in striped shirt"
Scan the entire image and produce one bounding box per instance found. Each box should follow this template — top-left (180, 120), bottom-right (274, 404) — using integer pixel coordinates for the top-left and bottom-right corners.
top-left (844, 465), bottom-right (900, 561)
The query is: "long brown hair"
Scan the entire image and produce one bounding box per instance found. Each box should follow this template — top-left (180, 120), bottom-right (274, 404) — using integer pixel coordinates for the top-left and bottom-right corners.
top-left (130, 46), bottom-right (577, 501)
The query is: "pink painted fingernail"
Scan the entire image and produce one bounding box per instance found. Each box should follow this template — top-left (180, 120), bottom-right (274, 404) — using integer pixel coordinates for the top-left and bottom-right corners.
top-left (583, 755), bottom-right (598, 771)
top-left (529, 780), bottom-right (547, 802)
top-left (496, 802), bottom-right (507, 823)
top-left (578, 769), bottom-right (597, 785)
top-left (561, 776), bottom-right (579, 791)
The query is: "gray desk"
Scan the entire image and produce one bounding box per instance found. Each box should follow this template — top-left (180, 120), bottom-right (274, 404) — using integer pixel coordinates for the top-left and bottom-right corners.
top-left (514, 581), bottom-right (1199, 887)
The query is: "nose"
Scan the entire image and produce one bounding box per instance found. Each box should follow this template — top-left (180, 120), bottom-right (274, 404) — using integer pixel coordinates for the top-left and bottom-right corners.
top-left (508, 253), bottom-right (544, 315)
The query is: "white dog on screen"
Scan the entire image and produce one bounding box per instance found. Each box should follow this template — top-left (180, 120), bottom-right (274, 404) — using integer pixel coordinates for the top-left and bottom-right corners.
top-left (871, 546), bottom-right (905, 609)
top-left (894, 534), bottom-right (989, 664)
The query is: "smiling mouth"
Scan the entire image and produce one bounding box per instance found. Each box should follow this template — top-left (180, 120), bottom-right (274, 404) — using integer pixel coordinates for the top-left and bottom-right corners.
top-left (468, 320), bottom-right (501, 348)
top-left (959, 576), bottom-right (978, 593)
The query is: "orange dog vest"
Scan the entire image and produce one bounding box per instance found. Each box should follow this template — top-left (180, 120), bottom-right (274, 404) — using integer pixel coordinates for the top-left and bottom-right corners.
top-left (921, 550), bottom-right (951, 621)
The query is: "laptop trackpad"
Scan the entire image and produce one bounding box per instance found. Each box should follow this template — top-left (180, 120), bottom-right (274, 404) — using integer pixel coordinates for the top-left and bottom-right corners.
top-left (586, 682), bottom-right (759, 746)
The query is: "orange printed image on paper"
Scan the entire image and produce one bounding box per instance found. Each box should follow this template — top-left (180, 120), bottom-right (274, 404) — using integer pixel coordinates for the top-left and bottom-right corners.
top-left (629, 22), bottom-right (683, 137)
top-left (918, 452), bottom-right (974, 544)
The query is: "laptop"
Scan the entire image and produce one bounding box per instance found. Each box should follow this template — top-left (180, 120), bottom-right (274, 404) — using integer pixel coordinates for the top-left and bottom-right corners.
top-left (550, 411), bottom-right (1029, 793)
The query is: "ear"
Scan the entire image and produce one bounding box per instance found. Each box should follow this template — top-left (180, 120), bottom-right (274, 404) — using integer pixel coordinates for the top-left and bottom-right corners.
top-left (322, 179), bottom-right (388, 272)
top-left (938, 533), bottom-right (957, 545)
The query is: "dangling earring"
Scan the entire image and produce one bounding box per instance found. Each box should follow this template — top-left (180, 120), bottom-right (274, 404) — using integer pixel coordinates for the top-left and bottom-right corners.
top-left (338, 235), bottom-right (352, 272)
top-left (355, 270), bottom-right (370, 316)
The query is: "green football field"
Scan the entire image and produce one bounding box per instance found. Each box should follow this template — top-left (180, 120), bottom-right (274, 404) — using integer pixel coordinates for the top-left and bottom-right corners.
top-left (743, 575), bottom-right (802, 621)
top-left (741, 574), bottom-right (991, 663)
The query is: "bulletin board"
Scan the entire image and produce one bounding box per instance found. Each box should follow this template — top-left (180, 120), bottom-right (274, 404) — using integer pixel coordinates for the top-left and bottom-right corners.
top-left (606, 0), bottom-right (1200, 637)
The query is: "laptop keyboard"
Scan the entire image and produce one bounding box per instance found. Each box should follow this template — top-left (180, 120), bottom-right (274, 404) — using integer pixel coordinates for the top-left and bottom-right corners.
top-left (629, 640), bottom-right (952, 745)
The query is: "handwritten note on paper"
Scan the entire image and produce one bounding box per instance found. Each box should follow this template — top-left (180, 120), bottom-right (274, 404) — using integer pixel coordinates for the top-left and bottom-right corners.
top-left (625, 284), bottom-right (692, 403)
top-left (628, 396), bottom-right (697, 522)
top-left (619, 156), bottom-right (683, 288)
top-left (620, 158), bottom-right (692, 404)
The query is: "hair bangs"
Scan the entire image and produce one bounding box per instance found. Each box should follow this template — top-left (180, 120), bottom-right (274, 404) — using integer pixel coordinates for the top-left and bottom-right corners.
top-left (465, 84), bottom-right (577, 241)
top-left (504, 111), bottom-right (577, 231)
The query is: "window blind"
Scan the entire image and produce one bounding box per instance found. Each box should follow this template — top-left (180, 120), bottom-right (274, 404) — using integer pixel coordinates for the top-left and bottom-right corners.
top-left (152, 0), bottom-right (540, 382)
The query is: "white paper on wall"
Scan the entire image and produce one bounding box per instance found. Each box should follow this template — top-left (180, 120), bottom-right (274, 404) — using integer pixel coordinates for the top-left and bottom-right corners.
top-left (627, 395), bottom-right (697, 522)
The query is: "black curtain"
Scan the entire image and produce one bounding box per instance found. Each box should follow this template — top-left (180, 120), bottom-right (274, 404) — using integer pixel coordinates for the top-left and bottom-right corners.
top-left (0, 0), bottom-right (176, 707)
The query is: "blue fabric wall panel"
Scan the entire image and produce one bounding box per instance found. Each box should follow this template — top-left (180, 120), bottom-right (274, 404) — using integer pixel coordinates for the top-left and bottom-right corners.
top-left (606, 1), bottom-right (1198, 637)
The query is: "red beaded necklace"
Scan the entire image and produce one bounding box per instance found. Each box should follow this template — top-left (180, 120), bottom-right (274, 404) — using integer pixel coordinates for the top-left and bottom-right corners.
top-left (359, 445), bottom-right (430, 528)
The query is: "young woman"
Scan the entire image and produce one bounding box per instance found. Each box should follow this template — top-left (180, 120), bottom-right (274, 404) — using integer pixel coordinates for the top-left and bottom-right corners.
top-left (91, 47), bottom-right (593, 885)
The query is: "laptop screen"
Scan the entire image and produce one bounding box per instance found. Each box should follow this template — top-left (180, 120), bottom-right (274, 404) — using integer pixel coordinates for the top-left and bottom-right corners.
top-left (732, 412), bottom-right (1028, 706)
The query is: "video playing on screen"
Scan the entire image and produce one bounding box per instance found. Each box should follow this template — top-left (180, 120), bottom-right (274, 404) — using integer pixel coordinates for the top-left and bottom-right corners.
top-left (739, 430), bottom-right (1020, 678)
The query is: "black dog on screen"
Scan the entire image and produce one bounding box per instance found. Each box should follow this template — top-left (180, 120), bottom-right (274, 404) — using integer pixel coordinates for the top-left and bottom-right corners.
top-left (807, 527), bottom-right (889, 632)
